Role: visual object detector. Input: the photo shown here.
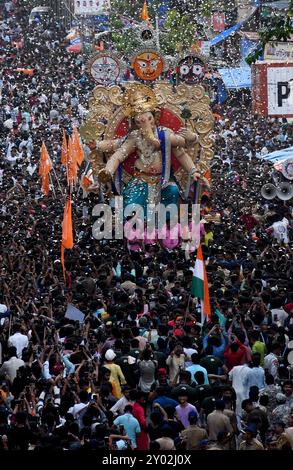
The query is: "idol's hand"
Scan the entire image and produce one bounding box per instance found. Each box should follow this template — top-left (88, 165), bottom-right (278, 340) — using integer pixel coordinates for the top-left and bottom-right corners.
top-left (88, 140), bottom-right (96, 150)
top-left (98, 168), bottom-right (112, 184)
top-left (178, 128), bottom-right (198, 143)
top-left (192, 172), bottom-right (210, 190)
top-left (192, 171), bottom-right (201, 182)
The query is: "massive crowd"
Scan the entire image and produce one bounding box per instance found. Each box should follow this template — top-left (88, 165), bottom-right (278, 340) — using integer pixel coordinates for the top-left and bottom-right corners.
top-left (0, 0), bottom-right (293, 452)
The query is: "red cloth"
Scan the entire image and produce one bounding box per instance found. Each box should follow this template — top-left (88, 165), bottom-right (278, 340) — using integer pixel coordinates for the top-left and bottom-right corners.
top-left (241, 215), bottom-right (257, 231)
top-left (284, 302), bottom-right (293, 314)
top-left (132, 402), bottom-right (149, 450)
top-left (224, 341), bottom-right (246, 371)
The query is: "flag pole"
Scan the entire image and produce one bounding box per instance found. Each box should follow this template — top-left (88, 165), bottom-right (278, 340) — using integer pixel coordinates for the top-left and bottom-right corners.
top-left (52, 166), bottom-right (64, 195)
top-left (184, 294), bottom-right (191, 326)
top-left (49, 173), bottom-right (57, 199)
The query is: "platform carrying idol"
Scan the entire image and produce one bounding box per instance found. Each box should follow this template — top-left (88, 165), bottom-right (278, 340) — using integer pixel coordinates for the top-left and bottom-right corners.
top-left (87, 83), bottom-right (210, 218)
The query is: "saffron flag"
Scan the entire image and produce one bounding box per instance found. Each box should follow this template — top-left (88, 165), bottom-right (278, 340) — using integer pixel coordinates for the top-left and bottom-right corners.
top-left (191, 243), bottom-right (211, 322)
top-left (72, 127), bottom-right (85, 167)
top-left (39, 142), bottom-right (53, 196)
top-left (81, 169), bottom-right (94, 192)
top-left (67, 136), bottom-right (77, 184)
top-left (61, 196), bottom-right (74, 280)
top-left (61, 130), bottom-right (68, 166)
top-left (141, 0), bottom-right (150, 21)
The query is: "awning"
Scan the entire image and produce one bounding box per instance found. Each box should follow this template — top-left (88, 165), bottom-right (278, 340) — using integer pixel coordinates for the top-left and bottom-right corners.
top-left (262, 1), bottom-right (289, 9)
top-left (261, 146), bottom-right (293, 163)
top-left (218, 67), bottom-right (252, 89)
top-left (210, 22), bottom-right (244, 46)
top-left (209, 2), bottom-right (260, 46)
top-left (238, 31), bottom-right (293, 41)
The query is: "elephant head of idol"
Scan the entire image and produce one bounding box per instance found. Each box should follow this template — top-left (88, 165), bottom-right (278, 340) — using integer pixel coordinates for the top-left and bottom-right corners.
top-left (123, 84), bottom-right (161, 149)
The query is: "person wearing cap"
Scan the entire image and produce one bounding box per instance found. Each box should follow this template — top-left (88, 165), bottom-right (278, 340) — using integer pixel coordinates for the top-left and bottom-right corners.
top-left (271, 393), bottom-right (293, 426)
top-left (239, 423), bottom-right (264, 450)
top-left (269, 421), bottom-right (290, 450)
top-left (180, 411), bottom-right (208, 450)
top-left (104, 349), bottom-right (126, 399)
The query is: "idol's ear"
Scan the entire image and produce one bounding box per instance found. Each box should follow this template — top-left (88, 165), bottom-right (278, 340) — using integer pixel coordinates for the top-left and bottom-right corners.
top-left (154, 108), bottom-right (161, 126)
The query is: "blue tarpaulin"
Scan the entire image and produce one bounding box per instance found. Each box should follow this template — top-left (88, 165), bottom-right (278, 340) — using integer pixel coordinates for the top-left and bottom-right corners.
top-left (210, 22), bottom-right (244, 46)
top-left (240, 37), bottom-right (260, 65)
top-left (209, 1), bottom-right (260, 46)
top-left (218, 67), bottom-right (252, 89)
top-left (260, 147), bottom-right (293, 163)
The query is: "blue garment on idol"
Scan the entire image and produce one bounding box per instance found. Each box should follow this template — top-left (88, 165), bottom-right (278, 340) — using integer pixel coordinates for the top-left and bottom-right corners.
top-left (123, 178), bottom-right (179, 215)
top-left (114, 128), bottom-right (181, 218)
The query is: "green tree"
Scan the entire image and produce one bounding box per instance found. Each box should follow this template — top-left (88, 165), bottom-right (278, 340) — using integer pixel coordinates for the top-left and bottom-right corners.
top-left (160, 9), bottom-right (197, 54)
top-left (199, 0), bottom-right (213, 18)
top-left (246, 14), bottom-right (293, 65)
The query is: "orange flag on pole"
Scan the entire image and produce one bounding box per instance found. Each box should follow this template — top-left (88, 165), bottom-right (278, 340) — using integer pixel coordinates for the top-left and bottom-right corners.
top-left (141, 0), bottom-right (150, 21)
top-left (39, 142), bottom-right (53, 196)
top-left (61, 196), bottom-right (74, 280)
top-left (61, 130), bottom-right (69, 185)
top-left (72, 127), bottom-right (85, 167)
top-left (67, 136), bottom-right (77, 184)
top-left (61, 130), bottom-right (68, 166)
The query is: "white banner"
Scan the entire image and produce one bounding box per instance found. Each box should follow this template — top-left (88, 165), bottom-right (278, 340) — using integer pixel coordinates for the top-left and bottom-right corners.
top-left (265, 42), bottom-right (293, 61)
top-left (65, 304), bottom-right (85, 322)
top-left (74, 0), bottom-right (110, 15)
top-left (200, 41), bottom-right (211, 57)
top-left (267, 66), bottom-right (293, 116)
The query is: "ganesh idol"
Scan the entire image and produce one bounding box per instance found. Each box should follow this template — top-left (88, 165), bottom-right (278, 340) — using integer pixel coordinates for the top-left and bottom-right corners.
top-left (89, 84), bottom-right (209, 217)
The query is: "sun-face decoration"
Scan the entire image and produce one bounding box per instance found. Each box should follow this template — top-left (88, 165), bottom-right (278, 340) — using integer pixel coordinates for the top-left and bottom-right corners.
top-left (88, 52), bottom-right (122, 85)
top-left (176, 53), bottom-right (206, 84)
top-left (282, 158), bottom-right (293, 180)
top-left (132, 50), bottom-right (165, 81)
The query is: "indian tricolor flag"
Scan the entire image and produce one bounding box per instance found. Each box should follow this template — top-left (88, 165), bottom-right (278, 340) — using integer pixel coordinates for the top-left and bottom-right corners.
top-left (191, 243), bottom-right (211, 323)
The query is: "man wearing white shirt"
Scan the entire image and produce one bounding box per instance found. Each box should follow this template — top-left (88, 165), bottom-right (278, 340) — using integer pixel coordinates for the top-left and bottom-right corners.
top-left (270, 298), bottom-right (288, 326)
top-left (8, 324), bottom-right (28, 358)
top-left (110, 387), bottom-right (133, 417)
top-left (3, 115), bottom-right (14, 129)
top-left (68, 390), bottom-right (90, 418)
top-left (264, 343), bottom-right (281, 380)
top-left (228, 364), bottom-right (250, 417)
top-left (0, 346), bottom-right (24, 383)
top-left (6, 144), bottom-right (20, 164)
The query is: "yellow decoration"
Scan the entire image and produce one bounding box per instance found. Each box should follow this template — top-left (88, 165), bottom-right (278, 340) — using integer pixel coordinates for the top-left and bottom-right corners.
top-left (122, 83), bottom-right (158, 117)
